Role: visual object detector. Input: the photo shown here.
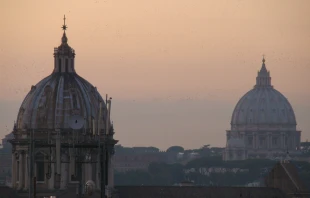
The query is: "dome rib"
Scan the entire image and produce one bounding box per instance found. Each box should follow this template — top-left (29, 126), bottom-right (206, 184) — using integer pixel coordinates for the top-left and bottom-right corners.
top-left (29, 75), bottom-right (54, 129)
top-left (75, 75), bottom-right (94, 117)
top-left (54, 75), bottom-right (64, 128)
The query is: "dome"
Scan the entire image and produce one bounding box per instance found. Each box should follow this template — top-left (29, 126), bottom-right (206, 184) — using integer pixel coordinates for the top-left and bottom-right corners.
top-left (231, 58), bottom-right (296, 126)
top-left (16, 74), bottom-right (107, 130)
top-left (16, 27), bottom-right (108, 131)
top-left (226, 137), bottom-right (245, 148)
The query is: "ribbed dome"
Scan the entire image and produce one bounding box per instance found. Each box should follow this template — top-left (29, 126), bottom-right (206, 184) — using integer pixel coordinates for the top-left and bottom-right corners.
top-left (16, 73), bottom-right (107, 130)
top-left (231, 88), bottom-right (296, 126)
top-left (231, 58), bottom-right (297, 126)
top-left (16, 28), bottom-right (108, 131)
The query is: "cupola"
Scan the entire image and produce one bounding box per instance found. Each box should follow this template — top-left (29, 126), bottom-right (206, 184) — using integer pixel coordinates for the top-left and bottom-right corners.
top-left (255, 56), bottom-right (272, 88)
top-left (53, 15), bottom-right (76, 73)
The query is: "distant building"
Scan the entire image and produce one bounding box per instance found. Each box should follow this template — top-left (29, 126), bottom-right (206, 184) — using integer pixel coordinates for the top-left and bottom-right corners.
top-left (114, 153), bottom-right (166, 172)
top-left (177, 152), bottom-right (184, 160)
top-left (265, 160), bottom-right (310, 197)
top-left (0, 133), bottom-right (13, 186)
top-left (188, 152), bottom-right (200, 160)
top-left (224, 57), bottom-right (302, 161)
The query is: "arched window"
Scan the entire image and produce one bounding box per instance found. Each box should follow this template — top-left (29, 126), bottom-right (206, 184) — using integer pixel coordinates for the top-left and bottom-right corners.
top-left (35, 153), bottom-right (45, 182)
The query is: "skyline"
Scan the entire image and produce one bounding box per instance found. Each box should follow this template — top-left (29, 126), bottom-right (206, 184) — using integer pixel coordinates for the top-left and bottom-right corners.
top-left (1, 0), bottom-right (310, 149)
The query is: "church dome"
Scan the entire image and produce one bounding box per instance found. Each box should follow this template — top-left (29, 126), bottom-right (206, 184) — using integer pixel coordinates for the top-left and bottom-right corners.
top-left (16, 74), bottom-right (107, 130)
top-left (231, 57), bottom-right (297, 126)
top-left (16, 20), bottom-right (109, 131)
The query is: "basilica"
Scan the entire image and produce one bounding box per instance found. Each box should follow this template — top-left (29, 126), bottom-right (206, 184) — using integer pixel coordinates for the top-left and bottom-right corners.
top-left (9, 16), bottom-right (117, 197)
top-left (223, 57), bottom-right (301, 161)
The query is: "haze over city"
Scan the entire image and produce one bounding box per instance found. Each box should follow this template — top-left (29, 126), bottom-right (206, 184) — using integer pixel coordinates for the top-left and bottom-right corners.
top-left (1, 0), bottom-right (309, 150)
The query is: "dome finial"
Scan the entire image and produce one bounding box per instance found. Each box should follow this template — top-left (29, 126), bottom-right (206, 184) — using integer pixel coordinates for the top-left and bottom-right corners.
top-left (262, 54), bottom-right (265, 64)
top-left (62, 15), bottom-right (67, 31)
top-left (61, 15), bottom-right (68, 44)
top-left (260, 54), bottom-right (267, 71)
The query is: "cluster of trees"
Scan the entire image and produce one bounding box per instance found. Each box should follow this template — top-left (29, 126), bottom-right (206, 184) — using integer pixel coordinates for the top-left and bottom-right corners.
top-left (114, 145), bottom-right (160, 154)
top-left (114, 144), bottom-right (310, 187)
top-left (115, 156), bottom-right (310, 187)
top-left (115, 144), bottom-right (224, 157)
top-left (115, 141), bottom-right (310, 158)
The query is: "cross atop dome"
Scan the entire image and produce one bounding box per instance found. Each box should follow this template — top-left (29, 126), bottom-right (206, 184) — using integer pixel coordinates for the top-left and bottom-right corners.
top-left (62, 15), bottom-right (67, 31)
top-left (262, 54), bottom-right (265, 63)
top-left (61, 15), bottom-right (68, 44)
top-left (260, 54), bottom-right (268, 73)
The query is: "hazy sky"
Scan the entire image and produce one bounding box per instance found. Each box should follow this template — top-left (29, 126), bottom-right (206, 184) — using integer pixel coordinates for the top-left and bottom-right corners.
top-left (1, 0), bottom-right (309, 150)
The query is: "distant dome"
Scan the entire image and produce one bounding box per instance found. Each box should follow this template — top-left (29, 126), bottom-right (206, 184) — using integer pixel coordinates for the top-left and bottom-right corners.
top-left (227, 138), bottom-right (245, 148)
top-left (231, 58), bottom-right (296, 126)
top-left (16, 30), bottom-right (108, 131)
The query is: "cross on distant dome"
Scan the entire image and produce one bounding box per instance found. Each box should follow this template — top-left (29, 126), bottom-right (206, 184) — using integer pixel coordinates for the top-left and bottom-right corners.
top-left (62, 15), bottom-right (67, 31)
top-left (262, 54), bottom-right (265, 63)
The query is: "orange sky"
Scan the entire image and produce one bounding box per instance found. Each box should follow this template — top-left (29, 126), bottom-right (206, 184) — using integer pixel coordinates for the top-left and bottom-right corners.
top-left (1, 0), bottom-right (309, 149)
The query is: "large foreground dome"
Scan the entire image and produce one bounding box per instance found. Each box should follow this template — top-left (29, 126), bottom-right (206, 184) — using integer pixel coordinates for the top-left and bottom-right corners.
top-left (16, 23), bottom-right (107, 131)
top-left (231, 58), bottom-right (296, 127)
top-left (9, 17), bottom-right (117, 195)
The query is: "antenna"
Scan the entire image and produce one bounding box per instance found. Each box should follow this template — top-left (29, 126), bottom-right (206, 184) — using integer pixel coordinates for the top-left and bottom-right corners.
top-left (96, 102), bottom-right (102, 136)
top-left (105, 95), bottom-right (109, 135)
